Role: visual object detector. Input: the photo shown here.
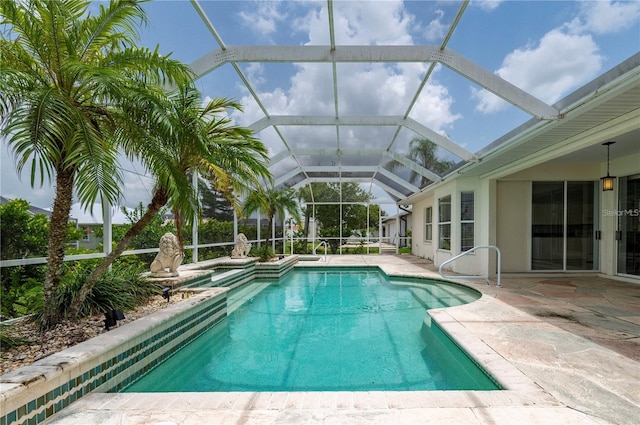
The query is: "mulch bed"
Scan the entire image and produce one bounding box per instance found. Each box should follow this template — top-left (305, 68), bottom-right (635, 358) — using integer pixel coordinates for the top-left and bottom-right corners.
top-left (1, 296), bottom-right (180, 375)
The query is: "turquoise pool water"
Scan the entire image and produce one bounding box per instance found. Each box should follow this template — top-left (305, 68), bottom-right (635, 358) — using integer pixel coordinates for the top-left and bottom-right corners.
top-left (124, 269), bottom-right (499, 392)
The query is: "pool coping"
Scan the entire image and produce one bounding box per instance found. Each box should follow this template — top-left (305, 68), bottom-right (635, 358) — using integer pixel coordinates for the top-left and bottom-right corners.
top-left (3, 255), bottom-right (638, 424)
top-left (33, 291), bottom-right (573, 424)
top-left (0, 288), bottom-right (230, 425)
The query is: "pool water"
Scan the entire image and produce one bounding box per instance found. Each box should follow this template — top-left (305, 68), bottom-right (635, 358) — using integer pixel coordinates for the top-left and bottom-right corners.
top-left (123, 269), bottom-right (499, 392)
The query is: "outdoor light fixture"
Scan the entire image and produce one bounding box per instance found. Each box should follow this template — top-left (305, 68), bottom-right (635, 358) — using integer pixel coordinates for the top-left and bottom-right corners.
top-left (104, 310), bottom-right (125, 330)
top-left (162, 287), bottom-right (171, 302)
top-left (601, 141), bottom-right (616, 191)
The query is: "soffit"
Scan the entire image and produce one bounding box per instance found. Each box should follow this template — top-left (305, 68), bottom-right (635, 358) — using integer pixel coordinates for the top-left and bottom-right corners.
top-left (454, 67), bottom-right (640, 179)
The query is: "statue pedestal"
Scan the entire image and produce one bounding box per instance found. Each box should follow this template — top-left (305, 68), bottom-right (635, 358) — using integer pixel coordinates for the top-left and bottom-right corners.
top-left (146, 269), bottom-right (215, 289)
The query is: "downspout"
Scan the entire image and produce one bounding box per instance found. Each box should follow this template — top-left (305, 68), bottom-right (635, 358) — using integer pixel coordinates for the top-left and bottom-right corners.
top-left (399, 205), bottom-right (411, 248)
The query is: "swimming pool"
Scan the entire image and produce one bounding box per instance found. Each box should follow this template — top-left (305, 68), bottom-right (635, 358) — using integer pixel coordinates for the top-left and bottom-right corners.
top-left (124, 268), bottom-right (499, 392)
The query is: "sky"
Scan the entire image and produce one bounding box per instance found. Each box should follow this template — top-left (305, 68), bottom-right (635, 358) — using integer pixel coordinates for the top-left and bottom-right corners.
top-left (1, 0), bottom-right (639, 218)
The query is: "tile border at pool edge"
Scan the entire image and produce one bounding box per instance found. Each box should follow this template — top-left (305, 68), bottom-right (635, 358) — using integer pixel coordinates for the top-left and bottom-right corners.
top-left (80, 293), bottom-right (560, 414)
top-left (1, 262), bottom-right (559, 425)
top-left (0, 288), bottom-right (230, 425)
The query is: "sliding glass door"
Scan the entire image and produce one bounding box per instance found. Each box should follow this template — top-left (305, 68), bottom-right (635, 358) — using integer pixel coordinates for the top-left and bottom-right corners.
top-left (532, 182), bottom-right (564, 270)
top-left (566, 182), bottom-right (597, 270)
top-left (531, 181), bottom-right (598, 271)
top-left (617, 175), bottom-right (640, 276)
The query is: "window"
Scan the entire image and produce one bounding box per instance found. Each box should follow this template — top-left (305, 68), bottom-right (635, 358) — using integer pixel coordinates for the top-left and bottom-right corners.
top-left (424, 207), bottom-right (432, 242)
top-left (438, 195), bottom-right (451, 250)
top-left (460, 192), bottom-right (475, 251)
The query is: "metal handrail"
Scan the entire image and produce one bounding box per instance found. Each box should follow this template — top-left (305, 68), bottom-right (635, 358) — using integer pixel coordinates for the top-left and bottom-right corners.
top-left (314, 240), bottom-right (328, 262)
top-left (438, 245), bottom-right (501, 287)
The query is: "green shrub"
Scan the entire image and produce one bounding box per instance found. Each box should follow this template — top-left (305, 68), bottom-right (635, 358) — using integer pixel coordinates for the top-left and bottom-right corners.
top-left (1, 266), bottom-right (45, 320)
top-left (1, 198), bottom-right (82, 320)
top-left (57, 262), bottom-right (161, 318)
top-left (257, 246), bottom-right (275, 262)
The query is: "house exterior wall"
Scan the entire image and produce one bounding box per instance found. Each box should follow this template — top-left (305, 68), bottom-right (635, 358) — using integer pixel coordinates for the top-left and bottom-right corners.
top-left (600, 153), bottom-right (640, 276)
top-left (411, 200), bottom-right (432, 259)
top-left (496, 163), bottom-right (601, 273)
top-left (411, 178), bottom-right (494, 277)
top-left (410, 150), bottom-right (639, 280)
top-left (77, 225), bottom-right (102, 250)
top-left (496, 181), bottom-right (530, 272)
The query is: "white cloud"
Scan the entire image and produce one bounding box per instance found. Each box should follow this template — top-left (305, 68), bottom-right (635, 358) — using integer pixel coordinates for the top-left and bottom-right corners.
top-left (245, 63), bottom-right (266, 88)
top-left (301, 0), bottom-right (414, 45)
top-left (473, 29), bottom-right (602, 113)
top-left (238, 1), bottom-right (287, 37)
top-left (569, 0), bottom-right (640, 35)
top-left (423, 9), bottom-right (447, 42)
top-left (410, 82), bottom-right (461, 130)
top-left (471, 0), bottom-right (504, 12)
top-left (70, 203), bottom-right (134, 225)
top-left (234, 4), bottom-right (457, 131)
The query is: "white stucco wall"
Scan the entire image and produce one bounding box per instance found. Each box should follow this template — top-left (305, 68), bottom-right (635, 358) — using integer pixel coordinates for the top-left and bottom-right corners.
top-left (496, 181), bottom-right (530, 272)
top-left (599, 153), bottom-right (640, 276)
top-left (491, 152), bottom-right (639, 276)
top-left (410, 178), bottom-right (496, 278)
top-left (411, 198), bottom-right (434, 260)
top-left (409, 149), bottom-right (639, 279)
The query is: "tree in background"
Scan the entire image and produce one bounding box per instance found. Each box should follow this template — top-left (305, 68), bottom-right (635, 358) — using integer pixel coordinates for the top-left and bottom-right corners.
top-left (386, 137), bottom-right (454, 188)
top-left (0, 0), bottom-right (191, 329)
top-left (298, 182), bottom-right (381, 253)
top-left (0, 199), bottom-right (82, 319)
top-left (199, 179), bottom-right (234, 221)
top-left (91, 203), bottom-right (177, 266)
top-left (0, 199), bottom-right (50, 262)
top-left (243, 187), bottom-right (301, 258)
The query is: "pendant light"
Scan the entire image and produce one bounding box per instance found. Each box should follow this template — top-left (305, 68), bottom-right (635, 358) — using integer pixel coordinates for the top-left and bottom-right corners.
top-left (601, 141), bottom-right (616, 192)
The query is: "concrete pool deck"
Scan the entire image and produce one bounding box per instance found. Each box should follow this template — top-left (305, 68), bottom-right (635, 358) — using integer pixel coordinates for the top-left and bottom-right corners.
top-left (43, 254), bottom-right (640, 424)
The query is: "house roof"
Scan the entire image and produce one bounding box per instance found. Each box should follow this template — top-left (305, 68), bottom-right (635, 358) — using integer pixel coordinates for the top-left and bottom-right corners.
top-left (0, 196), bottom-right (52, 217)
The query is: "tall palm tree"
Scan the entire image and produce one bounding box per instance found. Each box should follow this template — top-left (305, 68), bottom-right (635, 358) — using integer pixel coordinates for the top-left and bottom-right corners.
top-left (387, 137), bottom-right (454, 188)
top-left (243, 187), bottom-right (301, 251)
top-left (296, 184), bottom-right (315, 239)
top-left (0, 0), bottom-right (191, 329)
top-left (68, 85), bottom-right (271, 317)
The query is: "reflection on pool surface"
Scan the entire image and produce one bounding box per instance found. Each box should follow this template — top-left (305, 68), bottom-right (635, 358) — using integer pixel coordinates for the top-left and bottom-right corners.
top-left (123, 269), bottom-right (499, 392)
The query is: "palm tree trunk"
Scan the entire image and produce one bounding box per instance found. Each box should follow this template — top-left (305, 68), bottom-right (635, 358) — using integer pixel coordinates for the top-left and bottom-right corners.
top-left (304, 212), bottom-right (310, 239)
top-left (41, 168), bottom-right (75, 330)
top-left (264, 216), bottom-right (273, 249)
top-left (67, 189), bottom-right (169, 319)
top-left (174, 208), bottom-right (184, 250)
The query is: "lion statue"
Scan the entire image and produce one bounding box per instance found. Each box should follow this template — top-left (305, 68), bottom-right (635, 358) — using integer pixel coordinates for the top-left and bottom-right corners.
top-left (150, 232), bottom-right (184, 277)
top-left (231, 233), bottom-right (252, 258)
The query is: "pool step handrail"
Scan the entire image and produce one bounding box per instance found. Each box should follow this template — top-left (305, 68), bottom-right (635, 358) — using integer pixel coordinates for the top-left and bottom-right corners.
top-left (438, 245), bottom-right (501, 287)
top-left (314, 240), bottom-right (328, 262)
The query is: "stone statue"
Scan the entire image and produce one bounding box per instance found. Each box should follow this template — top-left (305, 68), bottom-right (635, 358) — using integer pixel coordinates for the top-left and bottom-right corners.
top-left (231, 233), bottom-right (252, 258)
top-left (150, 232), bottom-right (184, 277)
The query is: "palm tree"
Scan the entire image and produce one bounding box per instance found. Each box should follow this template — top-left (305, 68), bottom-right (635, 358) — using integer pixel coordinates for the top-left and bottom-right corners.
top-left (387, 137), bottom-right (454, 188)
top-left (67, 85), bottom-right (271, 318)
top-left (0, 0), bottom-right (191, 329)
top-left (297, 185), bottom-right (314, 239)
top-left (243, 187), bottom-right (301, 254)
